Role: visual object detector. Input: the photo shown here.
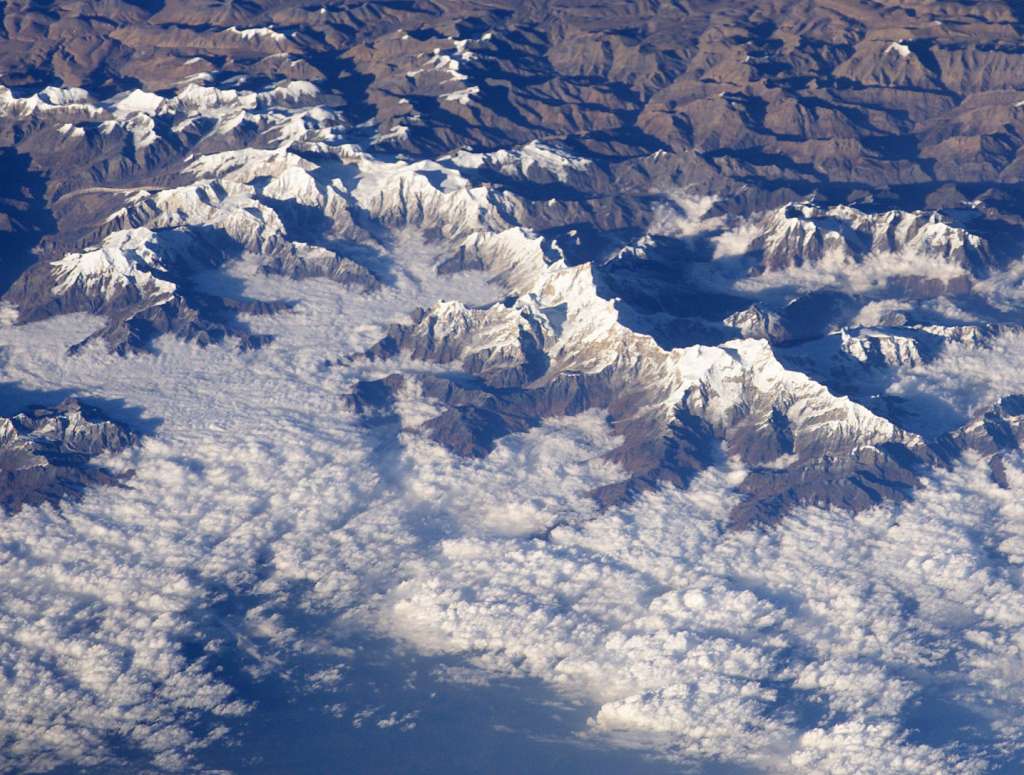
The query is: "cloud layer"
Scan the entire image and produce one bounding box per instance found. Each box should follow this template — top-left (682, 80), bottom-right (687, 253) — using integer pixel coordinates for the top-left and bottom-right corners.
top-left (2, 255), bottom-right (1024, 773)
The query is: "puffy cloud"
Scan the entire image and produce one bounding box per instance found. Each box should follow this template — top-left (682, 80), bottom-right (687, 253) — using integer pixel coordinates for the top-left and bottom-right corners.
top-left (0, 476), bottom-right (247, 773)
top-left (376, 437), bottom-right (1024, 773)
top-left (788, 721), bottom-right (984, 775)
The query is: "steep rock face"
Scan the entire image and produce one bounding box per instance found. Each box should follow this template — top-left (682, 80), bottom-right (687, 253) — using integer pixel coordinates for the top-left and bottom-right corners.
top-left (724, 304), bottom-right (788, 342)
top-left (355, 259), bottom-right (928, 521)
top-left (12, 228), bottom-right (178, 322)
top-left (0, 398), bottom-right (137, 512)
top-left (752, 205), bottom-right (994, 278)
top-left (706, 203), bottom-right (996, 298)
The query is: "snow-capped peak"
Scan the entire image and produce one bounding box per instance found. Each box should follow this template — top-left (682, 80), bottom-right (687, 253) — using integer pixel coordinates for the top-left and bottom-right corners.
top-left (51, 228), bottom-right (176, 303)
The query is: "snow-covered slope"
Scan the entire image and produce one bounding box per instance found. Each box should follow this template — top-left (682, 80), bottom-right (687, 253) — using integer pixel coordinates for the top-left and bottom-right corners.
top-left (50, 228), bottom-right (177, 310)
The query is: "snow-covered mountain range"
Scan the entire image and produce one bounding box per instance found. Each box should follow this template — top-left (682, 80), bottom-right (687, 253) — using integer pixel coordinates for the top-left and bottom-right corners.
top-left (6, 1), bottom-right (1024, 774)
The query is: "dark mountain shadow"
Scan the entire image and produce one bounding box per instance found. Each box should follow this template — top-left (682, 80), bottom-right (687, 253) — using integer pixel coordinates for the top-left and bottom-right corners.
top-left (584, 232), bottom-right (750, 347)
top-left (325, 55), bottom-right (376, 126)
top-left (0, 381), bottom-right (162, 435)
top-left (122, 0), bottom-right (165, 12)
top-left (0, 149), bottom-right (55, 296)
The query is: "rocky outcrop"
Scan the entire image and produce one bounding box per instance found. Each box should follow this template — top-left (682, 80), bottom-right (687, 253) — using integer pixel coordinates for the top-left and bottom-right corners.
top-left (351, 259), bottom-right (936, 521)
top-left (0, 398), bottom-right (137, 512)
